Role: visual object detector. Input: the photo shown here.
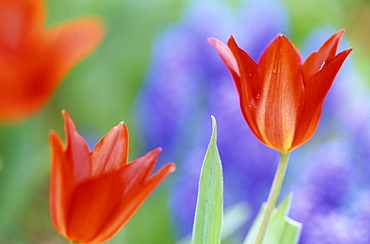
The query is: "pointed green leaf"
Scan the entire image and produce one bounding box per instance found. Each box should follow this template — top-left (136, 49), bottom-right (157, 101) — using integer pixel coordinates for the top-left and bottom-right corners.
top-left (191, 116), bottom-right (223, 244)
top-left (243, 193), bottom-right (302, 244)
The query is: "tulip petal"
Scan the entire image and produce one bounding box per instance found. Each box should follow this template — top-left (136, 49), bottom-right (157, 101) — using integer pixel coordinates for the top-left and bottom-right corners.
top-left (0, 0), bottom-right (44, 55)
top-left (64, 148), bottom-right (174, 243)
top-left (257, 35), bottom-right (304, 151)
top-left (120, 148), bottom-right (163, 193)
top-left (225, 36), bottom-right (265, 142)
top-left (302, 29), bottom-right (345, 82)
top-left (208, 37), bottom-right (240, 77)
top-left (0, 0), bottom-right (46, 120)
top-left (292, 48), bottom-right (352, 149)
top-left (91, 122), bottom-right (129, 176)
top-left (209, 37), bottom-right (243, 97)
top-left (44, 16), bottom-right (105, 90)
top-left (62, 110), bottom-right (92, 182)
top-left (64, 169), bottom-right (126, 243)
top-left (29, 18), bottom-right (104, 119)
top-left (94, 162), bottom-right (176, 243)
top-left (0, 2), bottom-right (104, 121)
top-left (49, 130), bottom-right (69, 236)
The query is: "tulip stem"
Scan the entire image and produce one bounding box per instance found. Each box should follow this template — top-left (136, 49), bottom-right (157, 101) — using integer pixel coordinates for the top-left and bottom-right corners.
top-left (253, 152), bottom-right (290, 244)
top-left (69, 241), bottom-right (80, 244)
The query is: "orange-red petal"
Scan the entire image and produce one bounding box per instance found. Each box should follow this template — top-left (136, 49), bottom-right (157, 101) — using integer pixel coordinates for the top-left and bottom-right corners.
top-left (49, 130), bottom-right (69, 236)
top-left (208, 37), bottom-right (240, 77)
top-left (62, 110), bottom-right (92, 182)
top-left (302, 29), bottom-right (345, 82)
top-left (120, 148), bottom-right (162, 193)
top-left (45, 16), bottom-right (105, 83)
top-left (64, 169), bottom-right (127, 243)
top-left (95, 162), bottom-right (176, 243)
top-left (91, 122), bottom-right (129, 176)
top-left (0, 0), bottom-right (45, 56)
top-left (0, 1), bottom-right (104, 122)
top-left (89, 150), bottom-right (175, 243)
top-left (225, 36), bottom-right (265, 143)
top-left (292, 48), bottom-right (352, 149)
top-left (63, 148), bottom-right (174, 243)
top-left (256, 35), bottom-right (304, 151)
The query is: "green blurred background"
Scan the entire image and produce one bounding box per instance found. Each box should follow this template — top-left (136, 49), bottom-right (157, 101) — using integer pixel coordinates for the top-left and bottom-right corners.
top-left (0, 0), bottom-right (369, 243)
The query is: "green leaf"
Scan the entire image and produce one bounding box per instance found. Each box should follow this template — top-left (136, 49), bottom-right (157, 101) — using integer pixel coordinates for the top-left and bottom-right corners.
top-left (243, 193), bottom-right (302, 244)
top-left (191, 116), bottom-right (223, 244)
top-left (176, 202), bottom-right (249, 244)
top-left (221, 201), bottom-right (250, 240)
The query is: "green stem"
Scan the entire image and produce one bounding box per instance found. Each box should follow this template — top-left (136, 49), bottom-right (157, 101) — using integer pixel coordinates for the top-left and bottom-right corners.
top-left (69, 241), bottom-right (80, 244)
top-left (253, 152), bottom-right (290, 244)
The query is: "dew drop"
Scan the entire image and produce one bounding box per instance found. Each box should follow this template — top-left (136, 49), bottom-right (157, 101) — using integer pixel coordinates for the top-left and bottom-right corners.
top-left (168, 165), bottom-right (176, 173)
top-left (248, 102), bottom-right (252, 108)
top-left (256, 94), bottom-right (260, 100)
top-left (272, 66), bottom-right (278, 74)
top-left (319, 61), bottom-right (326, 70)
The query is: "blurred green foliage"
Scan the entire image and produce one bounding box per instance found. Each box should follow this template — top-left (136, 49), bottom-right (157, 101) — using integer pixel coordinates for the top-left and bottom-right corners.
top-left (0, 0), bottom-right (369, 243)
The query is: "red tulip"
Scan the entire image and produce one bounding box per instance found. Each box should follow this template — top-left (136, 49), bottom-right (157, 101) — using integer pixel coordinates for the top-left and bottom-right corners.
top-left (209, 30), bottom-right (352, 152)
top-left (49, 110), bottom-right (176, 243)
top-left (0, 0), bottom-right (104, 122)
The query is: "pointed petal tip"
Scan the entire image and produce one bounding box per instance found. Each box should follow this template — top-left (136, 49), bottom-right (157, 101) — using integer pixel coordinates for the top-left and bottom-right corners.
top-left (265, 34), bottom-right (293, 51)
top-left (165, 162), bottom-right (176, 173)
top-left (275, 34), bottom-right (290, 42)
top-left (49, 130), bottom-right (61, 144)
top-left (226, 35), bottom-right (236, 45)
top-left (66, 15), bottom-right (106, 38)
top-left (333, 29), bottom-right (345, 40)
top-left (48, 129), bottom-right (56, 136)
top-left (116, 121), bottom-right (128, 131)
top-left (81, 15), bottom-right (106, 41)
top-left (338, 28), bottom-right (345, 34)
top-left (208, 37), bottom-right (225, 48)
top-left (207, 37), bottom-right (217, 45)
top-left (338, 48), bottom-right (353, 58)
top-left (61, 110), bottom-right (75, 128)
top-left (48, 130), bottom-right (59, 139)
top-left (273, 33), bottom-right (287, 40)
top-left (153, 147), bottom-right (163, 154)
top-left (61, 110), bottom-right (69, 120)
top-left (49, 129), bottom-right (65, 150)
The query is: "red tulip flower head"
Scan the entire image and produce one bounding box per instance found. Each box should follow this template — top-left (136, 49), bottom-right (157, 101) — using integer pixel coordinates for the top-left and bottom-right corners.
top-left (49, 111), bottom-right (176, 243)
top-left (0, 0), bottom-right (104, 122)
top-left (209, 30), bottom-right (352, 152)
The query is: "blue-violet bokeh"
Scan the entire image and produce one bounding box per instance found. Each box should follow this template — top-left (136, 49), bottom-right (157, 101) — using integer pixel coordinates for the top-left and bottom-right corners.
top-left (136, 0), bottom-right (370, 243)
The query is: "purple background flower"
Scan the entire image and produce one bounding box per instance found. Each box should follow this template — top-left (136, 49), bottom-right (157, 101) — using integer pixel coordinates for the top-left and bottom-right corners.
top-left (137, 0), bottom-right (288, 239)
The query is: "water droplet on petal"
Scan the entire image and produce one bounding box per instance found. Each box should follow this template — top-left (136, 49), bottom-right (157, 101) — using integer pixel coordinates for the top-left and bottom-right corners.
top-left (272, 66), bottom-right (278, 74)
top-left (248, 102), bottom-right (252, 108)
top-left (256, 94), bottom-right (260, 100)
top-left (319, 61), bottom-right (326, 70)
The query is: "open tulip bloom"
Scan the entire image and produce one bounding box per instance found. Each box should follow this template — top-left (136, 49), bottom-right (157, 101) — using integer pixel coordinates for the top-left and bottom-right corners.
top-left (209, 30), bottom-right (352, 243)
top-left (209, 29), bottom-right (352, 153)
top-left (0, 0), bottom-right (104, 122)
top-left (49, 111), bottom-right (175, 244)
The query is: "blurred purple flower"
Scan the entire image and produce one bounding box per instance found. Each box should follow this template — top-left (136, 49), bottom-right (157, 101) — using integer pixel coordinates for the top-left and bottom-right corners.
top-left (137, 0), bottom-right (287, 239)
top-left (284, 28), bottom-right (370, 243)
top-left (136, 0), bottom-right (370, 243)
